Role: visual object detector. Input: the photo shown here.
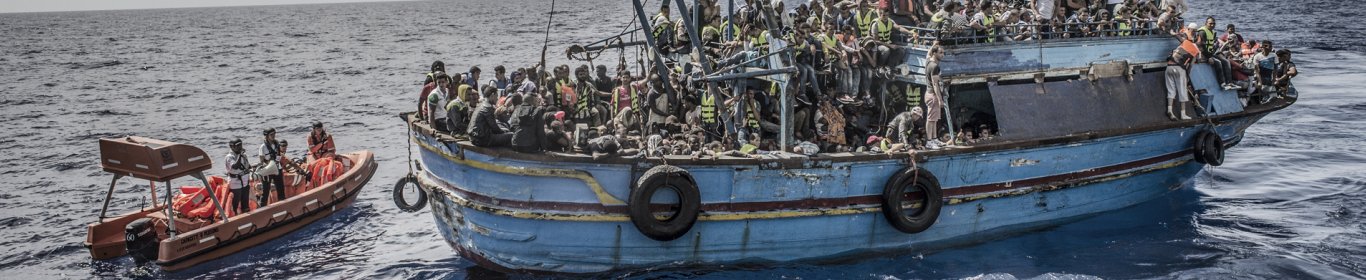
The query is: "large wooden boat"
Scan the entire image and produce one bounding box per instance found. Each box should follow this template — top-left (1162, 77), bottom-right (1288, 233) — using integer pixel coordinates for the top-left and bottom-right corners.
top-left (402, 0), bottom-right (1296, 274)
top-left (84, 136), bottom-right (377, 271)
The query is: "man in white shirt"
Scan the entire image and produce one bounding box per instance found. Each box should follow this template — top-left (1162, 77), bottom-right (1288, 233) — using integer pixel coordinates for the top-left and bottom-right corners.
top-left (257, 128), bottom-right (286, 207)
top-left (224, 139), bottom-right (251, 215)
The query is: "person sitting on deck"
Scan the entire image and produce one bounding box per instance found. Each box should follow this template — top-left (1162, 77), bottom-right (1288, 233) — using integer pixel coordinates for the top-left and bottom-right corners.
top-left (224, 139), bottom-right (251, 215)
top-left (469, 86), bottom-right (512, 147)
top-left (510, 93), bottom-right (546, 153)
top-left (869, 9), bottom-right (915, 67)
top-left (1272, 49), bottom-right (1297, 97)
top-left (490, 65), bottom-right (510, 95)
top-left (304, 122), bottom-right (332, 158)
top-left (463, 66), bottom-right (482, 90)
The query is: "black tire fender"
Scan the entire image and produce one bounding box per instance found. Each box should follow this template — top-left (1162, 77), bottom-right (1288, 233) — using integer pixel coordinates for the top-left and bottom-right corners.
top-left (881, 167), bottom-right (944, 234)
top-left (1200, 130), bottom-right (1225, 166)
top-left (1192, 130), bottom-right (1210, 164)
top-left (393, 175), bottom-right (428, 213)
top-left (629, 165), bottom-right (701, 241)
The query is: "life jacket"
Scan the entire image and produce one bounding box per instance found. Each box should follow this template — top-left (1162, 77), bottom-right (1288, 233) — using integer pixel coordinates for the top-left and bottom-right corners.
top-left (751, 30), bottom-right (770, 54)
top-left (745, 100), bottom-right (760, 129)
top-left (930, 11), bottom-right (948, 30)
top-left (818, 33), bottom-right (839, 56)
top-left (611, 86), bottom-right (634, 113)
top-left (574, 80), bottom-right (595, 118)
top-left (720, 19), bottom-right (740, 40)
top-left (554, 78), bottom-right (573, 108)
top-left (652, 13), bottom-right (672, 41)
top-left (1196, 26), bottom-right (1216, 54)
top-left (1179, 39), bottom-right (1201, 60)
top-left (905, 85), bottom-right (922, 110)
top-left (856, 10), bottom-right (877, 37)
top-left (875, 18), bottom-right (894, 42)
top-left (1115, 13), bottom-right (1132, 36)
top-left (700, 93), bottom-right (717, 124)
top-left (979, 14), bottom-right (996, 42)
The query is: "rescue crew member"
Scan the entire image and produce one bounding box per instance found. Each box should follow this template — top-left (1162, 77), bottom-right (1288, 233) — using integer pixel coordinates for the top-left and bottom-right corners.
top-left (307, 121), bottom-right (335, 160)
top-left (258, 128), bottom-right (286, 206)
top-left (225, 139), bottom-right (251, 215)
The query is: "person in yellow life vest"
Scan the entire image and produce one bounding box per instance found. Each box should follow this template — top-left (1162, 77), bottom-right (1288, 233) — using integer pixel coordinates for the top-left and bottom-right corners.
top-left (854, 0), bottom-right (879, 38)
top-left (1113, 7), bottom-right (1132, 36)
top-left (1195, 17), bottom-right (1235, 88)
top-left (573, 65), bottom-right (606, 127)
top-left (967, 0), bottom-right (1003, 43)
top-left (869, 10), bottom-right (913, 67)
top-left (749, 27), bottom-right (771, 56)
top-left (720, 17), bottom-right (740, 41)
top-left (549, 64), bottom-right (574, 111)
top-left (652, 3), bottom-right (674, 53)
top-left (698, 90), bottom-right (723, 143)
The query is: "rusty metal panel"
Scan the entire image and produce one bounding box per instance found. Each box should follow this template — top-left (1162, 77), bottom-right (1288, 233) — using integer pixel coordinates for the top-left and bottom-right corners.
top-left (988, 73), bottom-right (1169, 140)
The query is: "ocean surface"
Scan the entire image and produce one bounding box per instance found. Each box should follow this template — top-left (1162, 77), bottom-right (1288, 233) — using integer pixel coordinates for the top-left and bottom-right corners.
top-left (1, 0), bottom-right (1363, 279)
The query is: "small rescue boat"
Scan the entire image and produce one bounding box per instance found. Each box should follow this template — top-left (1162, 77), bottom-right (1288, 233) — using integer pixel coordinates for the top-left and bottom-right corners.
top-left (84, 136), bottom-right (377, 271)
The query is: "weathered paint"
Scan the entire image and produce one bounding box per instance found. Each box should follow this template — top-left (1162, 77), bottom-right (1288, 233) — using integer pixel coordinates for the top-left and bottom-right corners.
top-left (418, 110), bottom-right (1269, 273)
top-left (901, 36), bottom-right (1179, 80)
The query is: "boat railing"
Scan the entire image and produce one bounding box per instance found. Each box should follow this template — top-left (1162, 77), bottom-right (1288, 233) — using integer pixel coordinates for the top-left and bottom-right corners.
top-left (903, 19), bottom-right (1180, 48)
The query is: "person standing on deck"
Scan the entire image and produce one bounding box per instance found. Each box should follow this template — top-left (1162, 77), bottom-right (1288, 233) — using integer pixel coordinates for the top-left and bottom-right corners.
top-left (923, 43), bottom-right (946, 149)
top-left (257, 128), bottom-right (286, 207)
top-left (1166, 46), bottom-right (1194, 120)
top-left (224, 139), bottom-right (251, 215)
top-left (427, 73), bottom-right (453, 132)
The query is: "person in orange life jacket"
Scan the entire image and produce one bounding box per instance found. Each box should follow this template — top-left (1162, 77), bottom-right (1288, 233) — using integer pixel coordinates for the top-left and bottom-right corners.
top-left (224, 139), bottom-right (251, 215)
top-left (257, 128), bottom-right (286, 207)
top-left (307, 121), bottom-right (335, 160)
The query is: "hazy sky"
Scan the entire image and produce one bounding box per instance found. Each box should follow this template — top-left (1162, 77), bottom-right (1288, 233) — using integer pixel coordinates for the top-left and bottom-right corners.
top-left (0, 0), bottom-right (412, 14)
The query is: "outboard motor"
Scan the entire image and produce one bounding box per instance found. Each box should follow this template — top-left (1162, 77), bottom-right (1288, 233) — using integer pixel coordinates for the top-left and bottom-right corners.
top-left (124, 218), bottom-right (159, 263)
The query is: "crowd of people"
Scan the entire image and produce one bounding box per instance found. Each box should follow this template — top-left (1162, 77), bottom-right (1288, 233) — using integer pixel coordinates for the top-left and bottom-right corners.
top-left (414, 0), bottom-right (1293, 158)
top-left (1164, 16), bottom-right (1296, 120)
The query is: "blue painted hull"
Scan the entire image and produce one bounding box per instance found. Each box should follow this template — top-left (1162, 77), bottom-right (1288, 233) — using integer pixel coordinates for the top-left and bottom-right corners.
top-left (412, 111), bottom-right (1268, 273)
